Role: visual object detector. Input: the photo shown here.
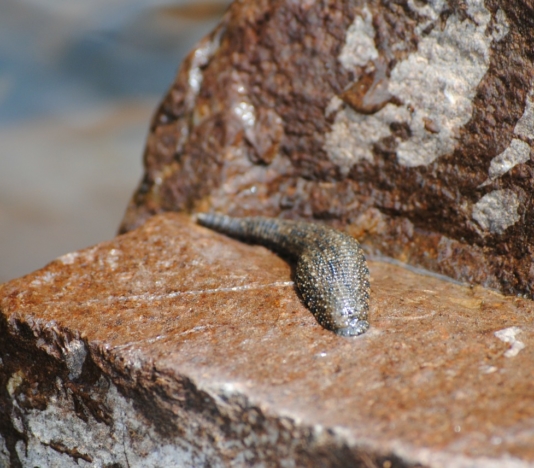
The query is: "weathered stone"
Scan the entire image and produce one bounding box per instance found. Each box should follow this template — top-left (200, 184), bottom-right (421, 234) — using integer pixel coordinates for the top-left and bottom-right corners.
top-left (2, 213), bottom-right (534, 467)
top-left (120, 0), bottom-right (534, 299)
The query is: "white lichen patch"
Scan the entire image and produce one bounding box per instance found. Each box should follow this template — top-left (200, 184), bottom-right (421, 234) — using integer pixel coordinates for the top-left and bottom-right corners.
top-left (234, 84), bottom-right (256, 130)
top-left (406, 0), bottom-right (445, 27)
top-left (59, 252), bottom-right (79, 265)
top-left (7, 370), bottom-right (24, 397)
top-left (479, 364), bottom-right (498, 374)
top-left (472, 189), bottom-right (520, 235)
top-left (338, 6), bottom-right (378, 70)
top-left (514, 87), bottom-right (534, 139)
top-left (30, 271), bottom-right (57, 287)
top-left (324, 103), bottom-right (409, 174)
top-left (391, 0), bottom-right (495, 167)
top-left (325, 96), bottom-right (343, 118)
top-left (479, 139), bottom-right (531, 187)
top-left (494, 326), bottom-right (525, 357)
top-left (0, 435), bottom-right (9, 467)
top-left (186, 27), bottom-right (224, 111)
top-left (473, 83), bottom-right (532, 232)
top-left (63, 246), bottom-right (98, 267)
top-left (325, 1), bottom-right (510, 171)
top-left (477, 85), bottom-right (533, 188)
top-left (105, 248), bottom-right (122, 271)
top-left (491, 8), bottom-right (510, 42)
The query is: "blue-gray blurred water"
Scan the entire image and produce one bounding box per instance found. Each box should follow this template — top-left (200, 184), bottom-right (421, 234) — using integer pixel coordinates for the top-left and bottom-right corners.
top-left (0, 0), bottom-right (230, 282)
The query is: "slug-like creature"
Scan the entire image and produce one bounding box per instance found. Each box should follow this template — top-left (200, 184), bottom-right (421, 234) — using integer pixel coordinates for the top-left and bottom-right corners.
top-left (196, 213), bottom-right (370, 336)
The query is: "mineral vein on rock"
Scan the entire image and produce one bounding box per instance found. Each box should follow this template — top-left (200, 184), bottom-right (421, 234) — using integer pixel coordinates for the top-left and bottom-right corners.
top-left (196, 213), bottom-right (370, 336)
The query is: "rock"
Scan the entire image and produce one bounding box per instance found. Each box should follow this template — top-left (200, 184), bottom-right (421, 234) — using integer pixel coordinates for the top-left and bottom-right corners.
top-left (119, 0), bottom-right (534, 299)
top-left (1, 213), bottom-right (534, 467)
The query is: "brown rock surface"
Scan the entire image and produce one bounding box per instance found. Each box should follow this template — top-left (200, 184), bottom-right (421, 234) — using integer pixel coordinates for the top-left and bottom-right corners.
top-left (2, 213), bottom-right (534, 467)
top-left (120, 0), bottom-right (534, 299)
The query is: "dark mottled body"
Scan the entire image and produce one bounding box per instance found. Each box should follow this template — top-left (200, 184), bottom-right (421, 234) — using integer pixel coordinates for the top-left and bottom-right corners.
top-left (196, 213), bottom-right (370, 336)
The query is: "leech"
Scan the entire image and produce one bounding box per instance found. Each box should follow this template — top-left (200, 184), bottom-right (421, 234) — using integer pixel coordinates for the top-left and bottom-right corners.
top-left (196, 214), bottom-right (370, 336)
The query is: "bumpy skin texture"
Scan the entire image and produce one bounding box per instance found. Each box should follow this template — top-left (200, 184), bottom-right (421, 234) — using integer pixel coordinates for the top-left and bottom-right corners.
top-left (196, 214), bottom-right (370, 336)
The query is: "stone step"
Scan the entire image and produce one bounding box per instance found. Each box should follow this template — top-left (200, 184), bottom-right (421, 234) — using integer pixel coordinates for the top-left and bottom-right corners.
top-left (1, 213), bottom-right (532, 467)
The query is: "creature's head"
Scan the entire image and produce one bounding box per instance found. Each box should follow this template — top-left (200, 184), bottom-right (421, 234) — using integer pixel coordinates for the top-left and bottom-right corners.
top-left (331, 297), bottom-right (370, 337)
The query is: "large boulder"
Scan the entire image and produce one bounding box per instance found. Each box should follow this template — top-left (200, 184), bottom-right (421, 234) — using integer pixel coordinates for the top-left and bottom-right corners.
top-left (120, 0), bottom-right (534, 299)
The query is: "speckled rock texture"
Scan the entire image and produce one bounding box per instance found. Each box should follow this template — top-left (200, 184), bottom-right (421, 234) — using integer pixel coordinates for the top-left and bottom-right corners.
top-left (120, 0), bottom-right (534, 299)
top-left (2, 213), bottom-right (534, 467)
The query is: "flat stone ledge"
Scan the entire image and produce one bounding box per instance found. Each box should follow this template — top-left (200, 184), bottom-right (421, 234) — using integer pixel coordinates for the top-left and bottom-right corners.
top-left (1, 213), bottom-right (534, 467)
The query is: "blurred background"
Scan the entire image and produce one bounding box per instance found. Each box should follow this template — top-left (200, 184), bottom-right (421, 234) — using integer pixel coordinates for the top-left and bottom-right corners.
top-left (0, 0), bottom-right (231, 282)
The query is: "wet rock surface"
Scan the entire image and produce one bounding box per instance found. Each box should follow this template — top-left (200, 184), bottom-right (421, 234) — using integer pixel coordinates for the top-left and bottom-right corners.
top-left (120, 0), bottom-right (534, 299)
top-left (1, 213), bottom-right (534, 467)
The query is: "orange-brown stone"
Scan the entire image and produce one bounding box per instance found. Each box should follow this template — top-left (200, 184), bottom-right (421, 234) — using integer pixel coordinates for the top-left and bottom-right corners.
top-left (1, 213), bottom-right (533, 466)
